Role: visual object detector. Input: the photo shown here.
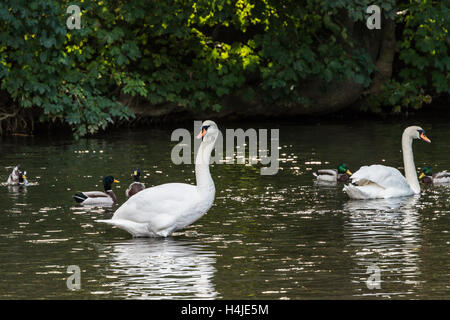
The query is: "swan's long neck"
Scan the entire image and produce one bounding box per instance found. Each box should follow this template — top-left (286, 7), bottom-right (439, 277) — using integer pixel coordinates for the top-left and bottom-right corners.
top-left (402, 132), bottom-right (420, 194)
top-left (195, 139), bottom-right (215, 194)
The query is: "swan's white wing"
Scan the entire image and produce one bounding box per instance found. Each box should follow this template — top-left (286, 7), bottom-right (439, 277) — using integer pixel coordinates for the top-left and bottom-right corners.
top-left (345, 165), bottom-right (414, 199)
top-left (110, 183), bottom-right (201, 234)
top-left (350, 165), bottom-right (411, 190)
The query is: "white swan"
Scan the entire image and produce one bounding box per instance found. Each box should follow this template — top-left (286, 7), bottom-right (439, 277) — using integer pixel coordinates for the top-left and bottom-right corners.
top-left (97, 120), bottom-right (219, 237)
top-left (344, 126), bottom-right (431, 199)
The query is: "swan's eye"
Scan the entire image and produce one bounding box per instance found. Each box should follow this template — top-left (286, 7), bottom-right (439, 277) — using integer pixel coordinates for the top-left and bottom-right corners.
top-left (201, 125), bottom-right (210, 131)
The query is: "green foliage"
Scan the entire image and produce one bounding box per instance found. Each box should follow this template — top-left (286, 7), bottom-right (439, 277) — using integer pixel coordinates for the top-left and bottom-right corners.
top-left (0, 0), bottom-right (135, 137)
top-left (370, 0), bottom-right (449, 113)
top-left (0, 0), bottom-right (448, 137)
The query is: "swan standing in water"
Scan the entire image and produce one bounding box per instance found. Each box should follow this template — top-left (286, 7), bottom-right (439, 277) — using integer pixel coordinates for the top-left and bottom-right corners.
top-left (97, 120), bottom-right (219, 237)
top-left (344, 126), bottom-right (431, 199)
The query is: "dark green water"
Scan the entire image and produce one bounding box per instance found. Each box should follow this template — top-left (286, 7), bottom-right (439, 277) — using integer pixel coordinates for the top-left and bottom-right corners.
top-left (0, 120), bottom-right (449, 299)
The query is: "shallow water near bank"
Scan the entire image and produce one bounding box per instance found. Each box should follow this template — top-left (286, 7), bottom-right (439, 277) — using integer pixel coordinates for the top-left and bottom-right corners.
top-left (0, 119), bottom-right (449, 299)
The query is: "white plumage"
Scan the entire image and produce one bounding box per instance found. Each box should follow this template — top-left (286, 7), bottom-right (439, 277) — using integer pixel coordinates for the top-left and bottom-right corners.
top-left (100, 183), bottom-right (214, 237)
top-left (343, 165), bottom-right (414, 199)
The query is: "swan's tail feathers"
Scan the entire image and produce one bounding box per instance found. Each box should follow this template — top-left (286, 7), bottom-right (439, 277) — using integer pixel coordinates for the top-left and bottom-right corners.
top-left (73, 192), bottom-right (88, 203)
top-left (96, 219), bottom-right (156, 238)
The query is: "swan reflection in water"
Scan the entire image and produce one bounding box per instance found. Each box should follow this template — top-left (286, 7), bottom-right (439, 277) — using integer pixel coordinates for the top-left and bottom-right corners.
top-left (343, 195), bottom-right (422, 298)
top-left (97, 238), bottom-right (218, 299)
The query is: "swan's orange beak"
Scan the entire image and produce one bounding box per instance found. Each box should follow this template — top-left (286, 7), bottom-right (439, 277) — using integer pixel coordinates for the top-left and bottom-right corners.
top-left (420, 132), bottom-right (431, 143)
top-left (196, 128), bottom-right (207, 139)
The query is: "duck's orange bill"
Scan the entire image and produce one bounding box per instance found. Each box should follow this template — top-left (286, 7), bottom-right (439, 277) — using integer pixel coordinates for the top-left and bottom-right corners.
top-left (114, 179), bottom-right (120, 183)
top-left (420, 132), bottom-right (431, 143)
top-left (346, 169), bottom-right (352, 176)
top-left (196, 128), bottom-right (207, 139)
top-left (419, 172), bottom-right (425, 179)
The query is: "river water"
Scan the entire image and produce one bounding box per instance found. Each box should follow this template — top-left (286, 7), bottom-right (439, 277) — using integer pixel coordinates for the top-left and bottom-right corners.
top-left (0, 119), bottom-right (448, 299)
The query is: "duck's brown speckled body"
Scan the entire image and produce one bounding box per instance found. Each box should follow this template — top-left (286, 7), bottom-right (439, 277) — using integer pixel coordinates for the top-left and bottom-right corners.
top-left (126, 169), bottom-right (145, 198)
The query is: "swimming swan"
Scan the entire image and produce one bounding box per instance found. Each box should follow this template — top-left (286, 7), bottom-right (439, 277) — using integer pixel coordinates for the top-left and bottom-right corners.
top-left (97, 120), bottom-right (219, 237)
top-left (344, 126), bottom-right (431, 199)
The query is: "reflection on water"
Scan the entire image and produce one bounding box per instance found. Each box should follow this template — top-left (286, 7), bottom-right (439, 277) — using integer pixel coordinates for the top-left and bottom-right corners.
top-left (344, 196), bottom-right (422, 298)
top-left (97, 239), bottom-right (218, 299)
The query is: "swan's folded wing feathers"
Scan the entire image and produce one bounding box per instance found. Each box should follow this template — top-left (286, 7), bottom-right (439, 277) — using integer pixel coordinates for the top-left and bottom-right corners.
top-left (350, 165), bottom-right (411, 191)
top-left (112, 183), bottom-right (198, 224)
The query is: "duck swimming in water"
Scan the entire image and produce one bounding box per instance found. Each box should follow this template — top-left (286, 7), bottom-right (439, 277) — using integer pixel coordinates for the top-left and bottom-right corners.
top-left (126, 168), bottom-right (145, 198)
top-left (73, 176), bottom-right (120, 206)
top-left (419, 166), bottom-right (450, 185)
top-left (7, 166), bottom-right (28, 186)
top-left (313, 163), bottom-right (352, 183)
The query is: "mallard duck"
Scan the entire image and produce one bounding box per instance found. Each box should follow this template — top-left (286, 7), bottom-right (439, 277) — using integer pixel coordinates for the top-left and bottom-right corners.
top-left (344, 126), bottom-right (431, 199)
top-left (73, 176), bottom-right (119, 206)
top-left (419, 166), bottom-right (450, 185)
top-left (97, 120), bottom-right (219, 237)
top-left (126, 168), bottom-right (145, 198)
top-left (7, 166), bottom-right (28, 185)
top-left (313, 163), bottom-right (352, 183)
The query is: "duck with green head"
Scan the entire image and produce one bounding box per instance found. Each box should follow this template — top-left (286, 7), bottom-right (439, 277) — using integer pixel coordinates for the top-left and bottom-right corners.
top-left (73, 176), bottom-right (119, 206)
top-left (313, 163), bottom-right (352, 183)
top-left (7, 165), bottom-right (28, 186)
top-left (419, 166), bottom-right (450, 185)
top-left (126, 168), bottom-right (146, 198)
